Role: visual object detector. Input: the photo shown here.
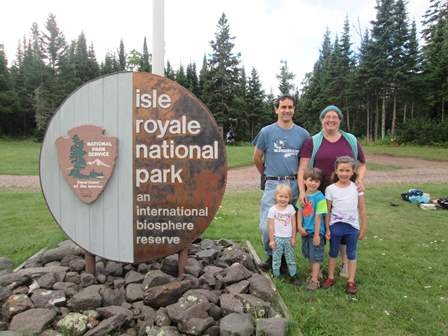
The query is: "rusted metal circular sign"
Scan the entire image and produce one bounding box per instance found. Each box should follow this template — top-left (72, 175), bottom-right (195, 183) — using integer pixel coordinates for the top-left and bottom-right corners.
top-left (40, 72), bottom-right (227, 263)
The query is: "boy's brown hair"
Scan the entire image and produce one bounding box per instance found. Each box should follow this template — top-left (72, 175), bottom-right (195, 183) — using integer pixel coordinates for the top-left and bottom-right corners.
top-left (303, 167), bottom-right (323, 182)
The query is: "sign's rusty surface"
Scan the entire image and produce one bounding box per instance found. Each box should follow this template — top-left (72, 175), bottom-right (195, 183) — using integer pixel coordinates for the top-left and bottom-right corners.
top-left (56, 125), bottom-right (118, 204)
top-left (40, 72), bottom-right (227, 264)
top-left (132, 73), bottom-right (227, 262)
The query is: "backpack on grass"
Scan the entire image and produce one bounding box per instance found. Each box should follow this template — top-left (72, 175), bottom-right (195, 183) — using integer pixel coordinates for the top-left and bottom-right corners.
top-left (401, 189), bottom-right (430, 204)
top-left (437, 198), bottom-right (448, 209)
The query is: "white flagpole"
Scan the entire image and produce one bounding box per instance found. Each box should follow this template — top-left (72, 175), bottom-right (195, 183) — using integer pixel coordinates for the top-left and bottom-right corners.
top-left (152, 0), bottom-right (165, 76)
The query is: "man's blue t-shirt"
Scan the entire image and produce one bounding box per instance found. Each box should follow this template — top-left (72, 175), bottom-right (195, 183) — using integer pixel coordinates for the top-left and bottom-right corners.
top-left (300, 191), bottom-right (328, 235)
top-left (252, 123), bottom-right (309, 177)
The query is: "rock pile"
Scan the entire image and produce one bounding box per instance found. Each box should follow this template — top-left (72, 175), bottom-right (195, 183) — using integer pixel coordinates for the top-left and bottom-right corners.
top-left (0, 240), bottom-right (288, 336)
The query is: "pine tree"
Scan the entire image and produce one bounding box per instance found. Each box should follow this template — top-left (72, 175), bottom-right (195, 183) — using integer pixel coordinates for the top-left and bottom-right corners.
top-left (186, 63), bottom-right (199, 96)
top-left (206, 13), bottom-right (241, 131)
top-left (370, 0), bottom-right (396, 139)
top-left (118, 39), bottom-right (126, 71)
top-left (101, 52), bottom-right (119, 75)
top-left (140, 37), bottom-right (151, 72)
top-left (422, 0), bottom-right (448, 121)
top-left (0, 45), bottom-right (19, 135)
top-left (42, 13), bottom-right (66, 71)
top-left (246, 68), bottom-right (266, 138)
top-left (198, 54), bottom-right (210, 102)
top-left (277, 60), bottom-right (295, 95)
top-left (175, 64), bottom-right (188, 87)
top-left (165, 61), bottom-right (175, 80)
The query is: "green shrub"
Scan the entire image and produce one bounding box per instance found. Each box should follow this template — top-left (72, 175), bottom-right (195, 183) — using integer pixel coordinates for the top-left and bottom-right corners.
top-left (397, 119), bottom-right (448, 146)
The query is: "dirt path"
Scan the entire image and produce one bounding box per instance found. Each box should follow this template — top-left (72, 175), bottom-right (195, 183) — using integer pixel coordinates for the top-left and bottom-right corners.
top-left (1, 154), bottom-right (447, 192)
top-left (226, 154), bottom-right (448, 191)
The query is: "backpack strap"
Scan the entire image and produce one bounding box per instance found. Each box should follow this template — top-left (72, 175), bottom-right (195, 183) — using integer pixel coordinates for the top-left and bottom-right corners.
top-left (340, 131), bottom-right (358, 160)
top-left (309, 130), bottom-right (358, 168)
top-left (310, 131), bottom-right (324, 168)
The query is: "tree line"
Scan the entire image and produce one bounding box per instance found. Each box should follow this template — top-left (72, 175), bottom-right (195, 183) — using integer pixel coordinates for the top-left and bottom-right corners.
top-left (1, 0), bottom-right (447, 144)
top-left (299, 0), bottom-right (448, 144)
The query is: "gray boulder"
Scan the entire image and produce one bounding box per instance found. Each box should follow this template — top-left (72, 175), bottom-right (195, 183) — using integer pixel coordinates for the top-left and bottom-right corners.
top-left (237, 294), bottom-right (271, 319)
top-left (198, 266), bottom-right (223, 287)
top-left (226, 280), bottom-right (250, 294)
top-left (178, 317), bottom-right (214, 335)
top-left (217, 263), bottom-right (253, 284)
top-left (37, 272), bottom-right (59, 289)
top-left (195, 248), bottom-right (219, 262)
top-left (248, 273), bottom-right (275, 302)
top-left (125, 270), bottom-right (144, 285)
top-left (8, 308), bottom-right (56, 334)
top-left (105, 261), bottom-right (124, 277)
top-left (0, 273), bottom-right (31, 288)
top-left (185, 258), bottom-right (202, 277)
top-left (68, 285), bottom-right (102, 311)
top-left (65, 271), bottom-right (81, 284)
top-left (68, 257), bottom-right (85, 272)
top-left (184, 289), bottom-right (219, 304)
top-left (140, 325), bottom-right (181, 336)
top-left (200, 239), bottom-right (217, 250)
top-left (220, 313), bottom-right (254, 336)
top-left (53, 282), bottom-right (79, 297)
top-left (217, 247), bottom-right (257, 272)
top-left (256, 317), bottom-right (288, 336)
top-left (101, 286), bottom-right (126, 306)
top-left (143, 280), bottom-right (192, 309)
top-left (220, 294), bottom-right (244, 315)
top-left (142, 270), bottom-right (175, 290)
top-left (0, 287), bottom-right (12, 303)
top-left (0, 258), bottom-right (14, 272)
top-left (2, 294), bottom-right (33, 319)
top-left (97, 305), bottom-right (133, 320)
top-left (80, 272), bottom-right (96, 287)
top-left (40, 242), bottom-right (83, 264)
top-left (30, 289), bottom-right (66, 308)
top-left (132, 301), bottom-right (156, 322)
top-left (154, 307), bottom-right (171, 327)
top-left (160, 254), bottom-right (178, 277)
top-left (166, 294), bottom-right (210, 323)
top-left (83, 314), bottom-right (127, 336)
top-left (126, 283), bottom-right (144, 302)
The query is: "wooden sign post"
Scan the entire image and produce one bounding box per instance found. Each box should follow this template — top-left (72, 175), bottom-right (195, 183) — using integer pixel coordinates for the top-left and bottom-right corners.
top-left (40, 72), bottom-right (227, 268)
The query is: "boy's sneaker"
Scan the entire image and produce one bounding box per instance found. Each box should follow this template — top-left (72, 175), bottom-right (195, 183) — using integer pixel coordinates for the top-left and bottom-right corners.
top-left (346, 281), bottom-right (358, 294)
top-left (306, 278), bottom-right (320, 291)
top-left (339, 264), bottom-right (349, 278)
top-left (322, 277), bottom-right (336, 289)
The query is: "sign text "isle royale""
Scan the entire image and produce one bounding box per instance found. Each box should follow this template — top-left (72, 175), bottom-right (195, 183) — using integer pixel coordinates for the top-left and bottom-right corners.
top-left (134, 89), bottom-right (219, 187)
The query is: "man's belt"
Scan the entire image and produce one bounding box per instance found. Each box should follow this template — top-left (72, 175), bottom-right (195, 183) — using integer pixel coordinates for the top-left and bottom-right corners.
top-left (265, 175), bottom-right (297, 181)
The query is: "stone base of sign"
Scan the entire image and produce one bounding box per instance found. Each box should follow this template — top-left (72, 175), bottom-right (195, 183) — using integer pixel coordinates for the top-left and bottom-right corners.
top-left (245, 240), bottom-right (291, 322)
top-left (0, 239), bottom-right (292, 336)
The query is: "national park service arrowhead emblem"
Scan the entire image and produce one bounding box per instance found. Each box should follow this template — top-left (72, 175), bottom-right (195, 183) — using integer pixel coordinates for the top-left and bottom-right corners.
top-left (56, 125), bottom-right (118, 204)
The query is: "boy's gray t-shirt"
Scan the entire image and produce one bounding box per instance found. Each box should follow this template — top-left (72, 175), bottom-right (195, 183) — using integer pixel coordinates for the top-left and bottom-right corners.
top-left (253, 123), bottom-right (309, 177)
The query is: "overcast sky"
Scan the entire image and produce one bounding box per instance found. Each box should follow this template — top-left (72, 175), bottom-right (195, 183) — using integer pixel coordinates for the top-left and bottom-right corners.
top-left (1, 0), bottom-right (429, 94)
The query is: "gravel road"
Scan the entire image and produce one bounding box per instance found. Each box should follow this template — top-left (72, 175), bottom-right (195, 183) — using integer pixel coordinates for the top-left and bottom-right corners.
top-left (1, 154), bottom-right (447, 192)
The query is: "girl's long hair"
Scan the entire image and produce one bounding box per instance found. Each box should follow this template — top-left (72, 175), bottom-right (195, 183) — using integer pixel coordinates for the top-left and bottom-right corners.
top-left (330, 156), bottom-right (358, 184)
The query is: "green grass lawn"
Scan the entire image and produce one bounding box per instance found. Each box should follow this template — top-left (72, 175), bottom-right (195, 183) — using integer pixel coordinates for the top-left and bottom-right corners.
top-left (225, 143), bottom-right (254, 168)
top-left (1, 183), bottom-right (447, 335)
top-left (206, 183), bottom-right (448, 336)
top-left (0, 191), bottom-right (66, 265)
top-left (0, 138), bottom-right (41, 175)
